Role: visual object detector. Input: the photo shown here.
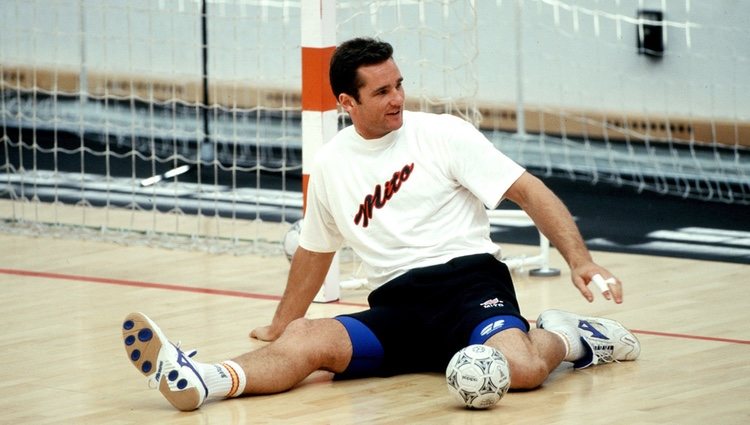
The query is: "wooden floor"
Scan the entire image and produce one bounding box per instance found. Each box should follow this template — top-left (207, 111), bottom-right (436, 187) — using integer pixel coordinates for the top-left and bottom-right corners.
top-left (1, 232), bottom-right (748, 424)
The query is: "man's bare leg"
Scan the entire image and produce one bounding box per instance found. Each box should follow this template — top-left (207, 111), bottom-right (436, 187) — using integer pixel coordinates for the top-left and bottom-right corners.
top-left (123, 313), bottom-right (352, 411)
top-left (484, 328), bottom-right (566, 389)
top-left (234, 317), bottom-right (352, 394)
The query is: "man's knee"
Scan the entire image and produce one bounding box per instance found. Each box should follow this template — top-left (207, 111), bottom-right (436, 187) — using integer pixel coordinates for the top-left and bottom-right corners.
top-left (484, 329), bottom-right (550, 390)
top-left (506, 357), bottom-right (548, 389)
top-left (283, 317), bottom-right (315, 336)
top-left (285, 316), bottom-right (347, 335)
top-left (280, 318), bottom-right (352, 370)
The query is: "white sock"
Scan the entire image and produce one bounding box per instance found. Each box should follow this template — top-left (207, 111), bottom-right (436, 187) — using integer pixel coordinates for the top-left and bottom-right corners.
top-left (199, 360), bottom-right (247, 399)
top-left (548, 329), bottom-right (586, 362)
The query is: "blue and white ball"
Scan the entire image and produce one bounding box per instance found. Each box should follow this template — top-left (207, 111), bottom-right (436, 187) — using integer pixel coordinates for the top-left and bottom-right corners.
top-left (446, 344), bottom-right (511, 409)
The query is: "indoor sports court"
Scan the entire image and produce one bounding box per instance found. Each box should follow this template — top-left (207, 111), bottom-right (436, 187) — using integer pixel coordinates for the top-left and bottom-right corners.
top-left (1, 1), bottom-right (748, 424)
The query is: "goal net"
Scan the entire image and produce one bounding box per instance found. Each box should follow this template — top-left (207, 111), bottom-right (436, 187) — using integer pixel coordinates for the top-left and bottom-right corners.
top-left (2, 0), bottom-right (748, 257)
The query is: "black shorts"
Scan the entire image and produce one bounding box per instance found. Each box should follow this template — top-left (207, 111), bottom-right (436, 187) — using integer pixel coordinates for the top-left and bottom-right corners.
top-left (335, 253), bottom-right (529, 378)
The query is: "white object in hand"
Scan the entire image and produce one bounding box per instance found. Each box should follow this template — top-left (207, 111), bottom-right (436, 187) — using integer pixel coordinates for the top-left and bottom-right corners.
top-left (591, 274), bottom-right (616, 293)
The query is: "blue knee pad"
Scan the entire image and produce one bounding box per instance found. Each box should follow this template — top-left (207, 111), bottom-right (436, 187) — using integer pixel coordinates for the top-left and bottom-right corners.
top-left (468, 315), bottom-right (528, 345)
top-left (334, 316), bottom-right (384, 379)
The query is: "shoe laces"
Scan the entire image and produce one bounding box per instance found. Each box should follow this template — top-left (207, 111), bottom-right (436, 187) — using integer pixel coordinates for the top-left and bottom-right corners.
top-left (591, 342), bottom-right (617, 365)
top-left (172, 340), bottom-right (199, 358)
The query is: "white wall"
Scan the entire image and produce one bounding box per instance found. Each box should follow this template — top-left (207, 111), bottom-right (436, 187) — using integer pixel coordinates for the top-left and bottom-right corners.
top-left (1, 0), bottom-right (748, 121)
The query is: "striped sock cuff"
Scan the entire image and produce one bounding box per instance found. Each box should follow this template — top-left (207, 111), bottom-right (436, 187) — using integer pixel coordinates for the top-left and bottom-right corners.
top-left (548, 329), bottom-right (575, 361)
top-left (221, 360), bottom-right (247, 398)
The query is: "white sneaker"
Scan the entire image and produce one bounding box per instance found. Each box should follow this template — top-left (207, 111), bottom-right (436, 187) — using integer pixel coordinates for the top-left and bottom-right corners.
top-left (537, 309), bottom-right (640, 369)
top-left (122, 312), bottom-right (208, 411)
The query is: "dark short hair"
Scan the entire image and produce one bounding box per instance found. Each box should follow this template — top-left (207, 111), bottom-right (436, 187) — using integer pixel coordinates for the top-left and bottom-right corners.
top-left (329, 37), bottom-right (394, 102)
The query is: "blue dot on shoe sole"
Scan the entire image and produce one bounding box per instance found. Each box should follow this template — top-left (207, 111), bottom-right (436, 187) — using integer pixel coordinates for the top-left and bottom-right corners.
top-left (130, 349), bottom-right (141, 361)
top-left (141, 361), bottom-right (152, 373)
top-left (168, 370), bottom-right (179, 381)
top-left (123, 320), bottom-right (134, 330)
top-left (177, 379), bottom-right (188, 390)
top-left (124, 335), bottom-right (135, 346)
top-left (138, 328), bottom-right (153, 342)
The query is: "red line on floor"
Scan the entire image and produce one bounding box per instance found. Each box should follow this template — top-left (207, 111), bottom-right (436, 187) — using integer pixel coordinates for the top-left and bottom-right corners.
top-left (0, 267), bottom-right (368, 308)
top-left (628, 329), bottom-right (750, 345)
top-left (2, 267), bottom-right (749, 345)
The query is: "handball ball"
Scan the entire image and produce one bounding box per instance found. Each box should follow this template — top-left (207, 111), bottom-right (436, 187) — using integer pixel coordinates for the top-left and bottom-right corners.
top-left (445, 344), bottom-right (511, 409)
top-left (282, 219), bottom-right (303, 262)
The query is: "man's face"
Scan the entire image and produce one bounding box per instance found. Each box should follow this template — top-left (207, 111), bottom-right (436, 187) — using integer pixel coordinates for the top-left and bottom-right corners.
top-left (339, 59), bottom-right (404, 140)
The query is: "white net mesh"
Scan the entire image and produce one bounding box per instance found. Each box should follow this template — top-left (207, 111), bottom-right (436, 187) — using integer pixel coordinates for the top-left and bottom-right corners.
top-left (484, 0), bottom-right (749, 202)
top-left (1, 0), bottom-right (305, 253)
top-left (1, 0), bottom-right (748, 256)
top-left (337, 0), bottom-right (481, 124)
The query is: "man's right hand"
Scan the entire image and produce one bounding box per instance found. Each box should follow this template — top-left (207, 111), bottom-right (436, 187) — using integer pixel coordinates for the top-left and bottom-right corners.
top-left (249, 324), bottom-right (281, 342)
top-left (249, 248), bottom-right (336, 342)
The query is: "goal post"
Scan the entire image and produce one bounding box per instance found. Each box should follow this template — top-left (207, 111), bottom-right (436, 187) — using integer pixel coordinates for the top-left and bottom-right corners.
top-left (300, 0), bottom-right (340, 302)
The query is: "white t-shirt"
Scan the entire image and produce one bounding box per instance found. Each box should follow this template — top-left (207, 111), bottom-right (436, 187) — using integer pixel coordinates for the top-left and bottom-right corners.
top-left (299, 111), bottom-right (526, 288)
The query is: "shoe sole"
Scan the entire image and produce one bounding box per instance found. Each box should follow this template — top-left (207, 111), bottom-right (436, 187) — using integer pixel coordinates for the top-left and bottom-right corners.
top-left (122, 312), bottom-right (206, 411)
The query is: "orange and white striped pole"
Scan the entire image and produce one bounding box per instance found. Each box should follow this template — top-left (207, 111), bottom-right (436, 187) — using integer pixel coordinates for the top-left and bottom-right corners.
top-left (301, 0), bottom-right (340, 302)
